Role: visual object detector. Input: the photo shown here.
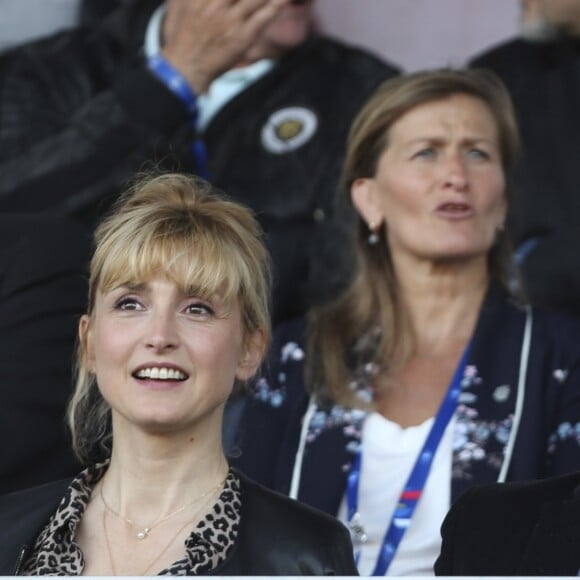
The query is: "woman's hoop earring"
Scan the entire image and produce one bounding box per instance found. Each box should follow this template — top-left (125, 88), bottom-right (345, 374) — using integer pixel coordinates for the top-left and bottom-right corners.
top-left (368, 222), bottom-right (380, 245)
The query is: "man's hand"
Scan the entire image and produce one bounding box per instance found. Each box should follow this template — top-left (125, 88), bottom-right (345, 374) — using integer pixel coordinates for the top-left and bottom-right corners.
top-left (162, 0), bottom-right (290, 94)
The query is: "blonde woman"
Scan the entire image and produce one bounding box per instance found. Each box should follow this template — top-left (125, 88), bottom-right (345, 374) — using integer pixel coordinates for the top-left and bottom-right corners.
top-left (0, 173), bottom-right (357, 576)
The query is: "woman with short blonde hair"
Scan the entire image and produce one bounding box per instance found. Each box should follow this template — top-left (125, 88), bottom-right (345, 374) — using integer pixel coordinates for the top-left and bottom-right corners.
top-left (0, 172), bottom-right (357, 576)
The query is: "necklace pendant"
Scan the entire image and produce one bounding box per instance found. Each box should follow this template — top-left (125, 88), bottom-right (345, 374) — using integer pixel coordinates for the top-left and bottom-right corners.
top-left (137, 528), bottom-right (150, 540)
top-left (348, 512), bottom-right (368, 548)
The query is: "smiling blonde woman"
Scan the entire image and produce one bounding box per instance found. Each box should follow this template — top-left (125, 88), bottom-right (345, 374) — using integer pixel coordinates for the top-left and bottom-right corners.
top-left (0, 173), bottom-right (357, 576)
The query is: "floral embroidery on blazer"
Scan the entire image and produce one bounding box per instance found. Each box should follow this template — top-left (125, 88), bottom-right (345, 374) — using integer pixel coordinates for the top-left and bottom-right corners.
top-left (232, 283), bottom-right (580, 516)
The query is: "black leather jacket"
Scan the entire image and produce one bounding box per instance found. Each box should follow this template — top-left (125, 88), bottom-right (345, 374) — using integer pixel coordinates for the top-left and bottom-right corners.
top-left (0, 470), bottom-right (358, 576)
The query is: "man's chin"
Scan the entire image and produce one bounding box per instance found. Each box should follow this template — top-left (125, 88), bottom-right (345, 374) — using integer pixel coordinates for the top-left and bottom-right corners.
top-left (520, 19), bottom-right (560, 42)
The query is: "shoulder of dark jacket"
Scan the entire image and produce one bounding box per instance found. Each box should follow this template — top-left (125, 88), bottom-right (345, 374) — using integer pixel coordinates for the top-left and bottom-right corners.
top-left (229, 468), bottom-right (354, 566)
top-left (469, 35), bottom-right (580, 72)
top-left (279, 33), bottom-right (400, 83)
top-left (0, 477), bottom-right (73, 574)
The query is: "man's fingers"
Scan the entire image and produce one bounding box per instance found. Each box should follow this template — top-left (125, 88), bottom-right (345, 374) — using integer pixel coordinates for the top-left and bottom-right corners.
top-left (234, 0), bottom-right (290, 43)
top-left (164, 0), bottom-right (230, 39)
top-left (233, 0), bottom-right (290, 22)
top-left (160, 0), bottom-right (294, 93)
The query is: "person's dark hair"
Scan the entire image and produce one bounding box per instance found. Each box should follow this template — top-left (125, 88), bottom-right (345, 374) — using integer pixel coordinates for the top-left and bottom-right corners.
top-left (68, 173), bottom-right (272, 464)
top-left (308, 68), bottom-right (520, 408)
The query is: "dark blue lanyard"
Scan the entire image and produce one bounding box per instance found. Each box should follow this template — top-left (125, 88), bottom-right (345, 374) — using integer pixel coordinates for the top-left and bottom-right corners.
top-left (147, 54), bottom-right (210, 180)
top-left (347, 343), bottom-right (471, 575)
top-left (191, 138), bottom-right (210, 180)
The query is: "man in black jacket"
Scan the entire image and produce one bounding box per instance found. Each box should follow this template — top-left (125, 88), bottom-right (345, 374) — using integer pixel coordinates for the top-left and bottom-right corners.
top-left (470, 0), bottom-right (580, 316)
top-left (0, 0), bottom-right (399, 324)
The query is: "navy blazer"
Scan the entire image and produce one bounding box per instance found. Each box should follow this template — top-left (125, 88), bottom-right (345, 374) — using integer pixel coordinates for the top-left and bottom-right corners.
top-left (232, 283), bottom-right (580, 515)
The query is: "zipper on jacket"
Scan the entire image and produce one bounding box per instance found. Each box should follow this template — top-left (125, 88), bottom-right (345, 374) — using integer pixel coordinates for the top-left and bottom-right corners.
top-left (13, 545), bottom-right (29, 575)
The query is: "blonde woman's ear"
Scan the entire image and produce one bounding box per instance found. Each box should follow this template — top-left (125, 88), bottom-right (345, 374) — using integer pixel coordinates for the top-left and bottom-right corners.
top-left (236, 329), bottom-right (267, 381)
top-left (79, 314), bottom-right (96, 374)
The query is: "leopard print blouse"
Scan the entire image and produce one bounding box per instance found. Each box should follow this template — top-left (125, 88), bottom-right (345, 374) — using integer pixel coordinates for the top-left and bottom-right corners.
top-left (20, 463), bottom-right (241, 575)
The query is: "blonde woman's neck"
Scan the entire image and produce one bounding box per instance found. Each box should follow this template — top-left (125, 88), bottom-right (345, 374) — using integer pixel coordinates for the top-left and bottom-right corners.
top-left (103, 420), bottom-right (229, 522)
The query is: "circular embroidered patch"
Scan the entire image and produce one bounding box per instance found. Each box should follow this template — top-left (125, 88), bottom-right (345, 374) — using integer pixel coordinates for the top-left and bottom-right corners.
top-left (261, 106), bottom-right (318, 154)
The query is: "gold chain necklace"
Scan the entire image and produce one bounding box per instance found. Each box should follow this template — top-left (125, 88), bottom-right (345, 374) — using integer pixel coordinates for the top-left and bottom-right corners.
top-left (102, 503), bottom-right (196, 575)
top-left (99, 474), bottom-right (227, 540)
top-left (101, 477), bottom-right (226, 576)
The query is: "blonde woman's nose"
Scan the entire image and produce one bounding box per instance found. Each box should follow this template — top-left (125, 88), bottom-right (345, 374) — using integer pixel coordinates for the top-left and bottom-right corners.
top-left (144, 309), bottom-right (180, 351)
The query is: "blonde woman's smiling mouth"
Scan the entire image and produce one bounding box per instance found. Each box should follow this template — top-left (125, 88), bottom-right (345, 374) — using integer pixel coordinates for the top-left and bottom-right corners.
top-left (132, 364), bottom-right (189, 382)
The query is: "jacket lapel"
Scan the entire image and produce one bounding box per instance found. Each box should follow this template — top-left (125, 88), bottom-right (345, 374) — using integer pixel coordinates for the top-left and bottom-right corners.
top-left (296, 401), bottom-right (366, 515)
top-left (452, 283), bottom-right (528, 500)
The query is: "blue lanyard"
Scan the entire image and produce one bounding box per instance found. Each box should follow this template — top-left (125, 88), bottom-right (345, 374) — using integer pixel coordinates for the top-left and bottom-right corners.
top-left (147, 54), bottom-right (210, 180)
top-left (346, 343), bottom-right (471, 575)
top-left (191, 138), bottom-right (210, 180)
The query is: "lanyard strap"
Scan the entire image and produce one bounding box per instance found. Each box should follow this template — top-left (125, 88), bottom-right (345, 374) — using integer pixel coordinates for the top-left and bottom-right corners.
top-left (191, 138), bottom-right (210, 180)
top-left (147, 54), bottom-right (211, 180)
top-left (347, 343), bottom-right (471, 575)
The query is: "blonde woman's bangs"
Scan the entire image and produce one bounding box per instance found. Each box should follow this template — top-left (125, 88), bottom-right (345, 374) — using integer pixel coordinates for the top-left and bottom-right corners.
top-left (95, 226), bottom-right (246, 306)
